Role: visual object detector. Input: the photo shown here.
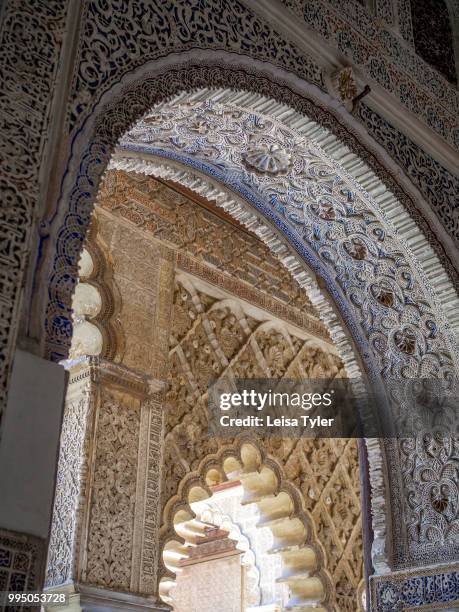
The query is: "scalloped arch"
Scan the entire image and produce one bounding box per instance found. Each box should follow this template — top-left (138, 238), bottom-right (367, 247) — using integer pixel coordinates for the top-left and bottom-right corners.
top-left (160, 437), bottom-right (336, 611)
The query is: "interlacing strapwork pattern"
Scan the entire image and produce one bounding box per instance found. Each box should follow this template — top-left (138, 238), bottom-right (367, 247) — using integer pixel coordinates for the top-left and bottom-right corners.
top-left (163, 276), bottom-right (364, 610)
top-left (67, 0), bottom-right (323, 131)
top-left (280, 438), bottom-right (363, 611)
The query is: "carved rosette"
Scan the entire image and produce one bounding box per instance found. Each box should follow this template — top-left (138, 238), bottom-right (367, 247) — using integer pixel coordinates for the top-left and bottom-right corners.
top-left (243, 142), bottom-right (291, 174)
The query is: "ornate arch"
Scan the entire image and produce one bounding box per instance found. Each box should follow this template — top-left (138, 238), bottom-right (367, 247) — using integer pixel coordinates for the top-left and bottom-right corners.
top-left (160, 437), bottom-right (338, 611)
top-left (40, 55), bottom-right (459, 363)
top-left (37, 55), bottom-right (459, 576)
top-left (109, 140), bottom-right (459, 571)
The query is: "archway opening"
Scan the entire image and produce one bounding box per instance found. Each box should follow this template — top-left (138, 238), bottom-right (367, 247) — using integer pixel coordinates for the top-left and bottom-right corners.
top-left (43, 77), bottom-right (459, 612)
top-left (46, 147), bottom-right (366, 610)
top-left (159, 440), bottom-right (356, 612)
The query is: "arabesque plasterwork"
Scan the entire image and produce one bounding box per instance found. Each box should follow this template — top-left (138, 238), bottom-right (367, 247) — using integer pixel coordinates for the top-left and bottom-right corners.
top-left (113, 98), bottom-right (459, 572)
top-left (45, 374), bottom-right (94, 588)
top-left (1, 0), bottom-right (457, 423)
top-left (99, 169), bottom-right (364, 608)
top-left (278, 0), bottom-right (459, 148)
top-left (162, 274), bottom-right (363, 610)
top-left (46, 356), bottom-right (167, 601)
top-left (119, 100), bottom-right (458, 383)
top-left (96, 171), bottom-right (323, 337)
top-left (0, 0), bottom-right (67, 417)
top-left (1, 0), bottom-right (459, 606)
top-left (46, 179), bottom-right (366, 610)
top-left (45, 163), bottom-right (459, 610)
top-left (40, 63), bottom-right (459, 375)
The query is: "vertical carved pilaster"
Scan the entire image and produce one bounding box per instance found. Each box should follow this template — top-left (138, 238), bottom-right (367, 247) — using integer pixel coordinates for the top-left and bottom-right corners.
top-left (152, 246), bottom-right (175, 381)
top-left (131, 395), bottom-right (164, 594)
top-left (45, 360), bottom-right (95, 588)
top-left (82, 384), bottom-right (141, 589)
top-left (376, 0), bottom-right (395, 25)
top-left (396, 0), bottom-right (414, 43)
top-left (46, 359), bottom-right (166, 599)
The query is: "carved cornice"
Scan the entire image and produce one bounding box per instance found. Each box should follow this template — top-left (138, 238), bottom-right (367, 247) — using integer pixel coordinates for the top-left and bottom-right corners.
top-left (176, 253), bottom-right (331, 343)
top-left (65, 357), bottom-right (166, 398)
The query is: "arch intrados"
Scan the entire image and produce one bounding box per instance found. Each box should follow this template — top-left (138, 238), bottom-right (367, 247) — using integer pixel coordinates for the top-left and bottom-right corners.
top-left (116, 90), bottom-right (459, 341)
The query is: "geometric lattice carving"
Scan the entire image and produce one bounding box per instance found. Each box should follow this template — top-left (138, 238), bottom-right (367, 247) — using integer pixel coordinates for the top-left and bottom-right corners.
top-left (164, 275), bottom-right (363, 609)
top-left (0, 528), bottom-right (46, 597)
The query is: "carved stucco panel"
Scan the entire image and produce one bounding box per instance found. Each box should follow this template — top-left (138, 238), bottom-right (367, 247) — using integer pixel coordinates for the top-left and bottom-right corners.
top-left (84, 387), bottom-right (141, 590)
top-left (163, 275), bottom-right (363, 608)
top-left (120, 100), bottom-right (458, 383)
top-left (94, 164), bottom-right (459, 571)
top-left (96, 171), bottom-right (317, 319)
top-left (93, 210), bottom-right (163, 373)
top-left (0, 0), bottom-right (67, 416)
top-left (45, 376), bottom-right (94, 588)
top-left (358, 102), bottom-right (459, 249)
top-left (0, 528), bottom-right (47, 596)
top-left (279, 0), bottom-right (458, 146)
